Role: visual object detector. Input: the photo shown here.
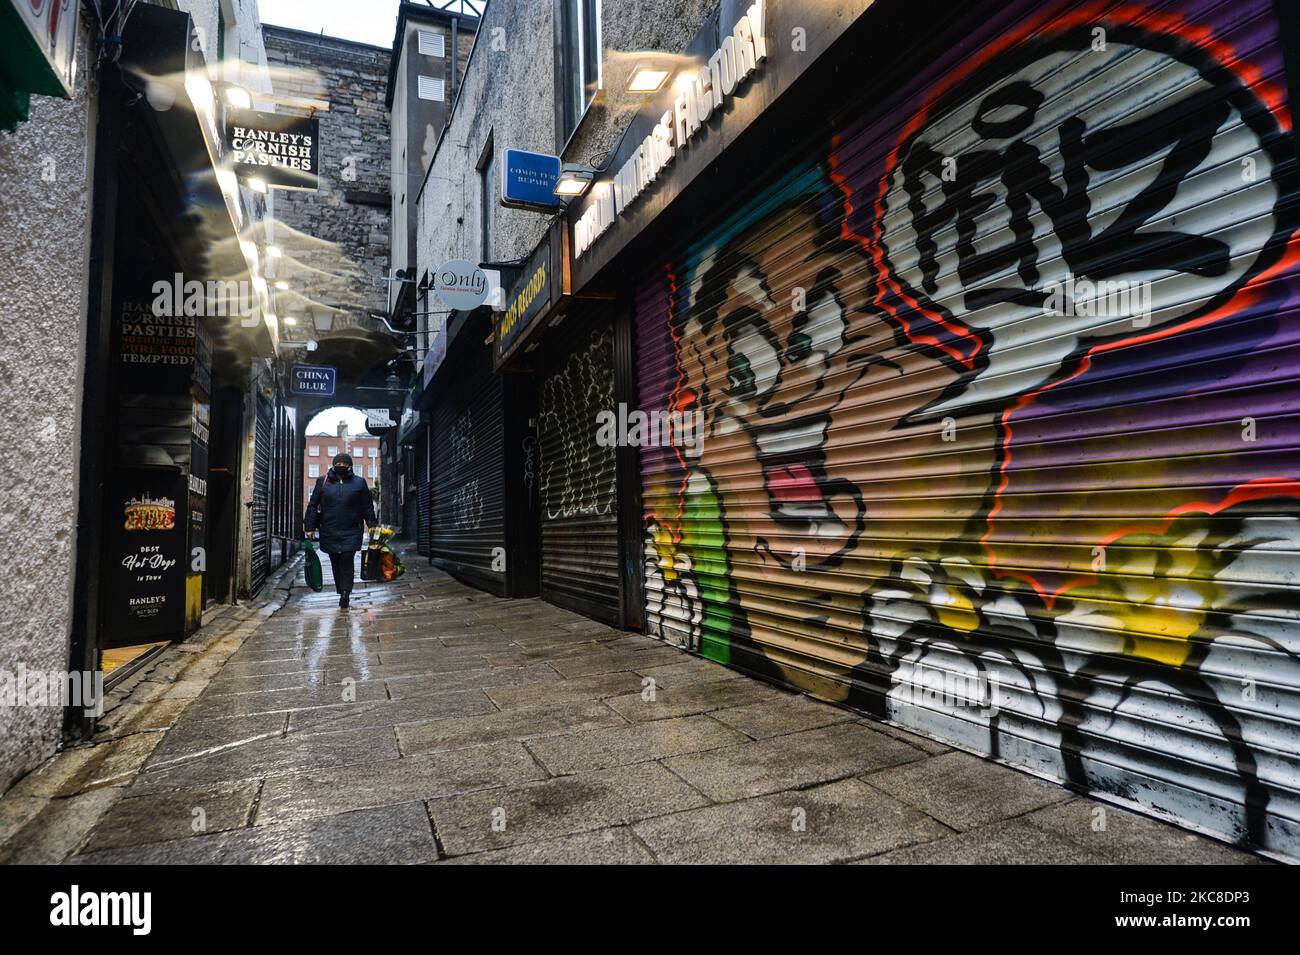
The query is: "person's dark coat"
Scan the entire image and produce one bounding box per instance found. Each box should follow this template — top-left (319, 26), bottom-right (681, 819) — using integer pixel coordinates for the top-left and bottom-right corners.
top-left (304, 471), bottom-right (376, 554)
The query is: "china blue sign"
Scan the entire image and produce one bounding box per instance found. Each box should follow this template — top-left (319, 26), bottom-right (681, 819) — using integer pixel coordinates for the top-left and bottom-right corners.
top-left (500, 148), bottom-right (560, 210)
top-left (290, 364), bottom-right (335, 397)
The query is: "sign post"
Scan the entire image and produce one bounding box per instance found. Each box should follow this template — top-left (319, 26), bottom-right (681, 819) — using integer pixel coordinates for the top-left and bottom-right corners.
top-left (226, 109), bottom-right (321, 190)
top-left (290, 364), bottom-right (336, 397)
top-left (500, 148), bottom-right (562, 210)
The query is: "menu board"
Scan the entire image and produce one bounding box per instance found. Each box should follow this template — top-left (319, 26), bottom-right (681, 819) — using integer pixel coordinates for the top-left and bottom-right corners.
top-left (106, 468), bottom-right (188, 643)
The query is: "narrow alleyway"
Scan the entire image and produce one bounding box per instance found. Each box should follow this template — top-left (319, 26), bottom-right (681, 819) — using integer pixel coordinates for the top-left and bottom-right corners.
top-left (2, 547), bottom-right (1267, 864)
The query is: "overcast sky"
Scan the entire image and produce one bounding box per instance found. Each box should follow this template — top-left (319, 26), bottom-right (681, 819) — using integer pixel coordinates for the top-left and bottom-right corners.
top-left (306, 406), bottom-right (373, 436)
top-left (259, 0), bottom-right (404, 48)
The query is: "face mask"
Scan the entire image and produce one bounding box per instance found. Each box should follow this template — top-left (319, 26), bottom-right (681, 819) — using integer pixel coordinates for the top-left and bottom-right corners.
top-left (333, 465), bottom-right (352, 478)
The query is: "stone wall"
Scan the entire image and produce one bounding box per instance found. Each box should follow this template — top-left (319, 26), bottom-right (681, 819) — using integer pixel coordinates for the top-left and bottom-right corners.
top-left (0, 11), bottom-right (97, 793)
top-left (415, 0), bottom-right (717, 284)
top-left (263, 28), bottom-right (392, 326)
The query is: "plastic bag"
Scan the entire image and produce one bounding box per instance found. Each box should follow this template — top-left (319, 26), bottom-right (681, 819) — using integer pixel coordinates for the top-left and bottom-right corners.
top-left (303, 539), bottom-right (324, 592)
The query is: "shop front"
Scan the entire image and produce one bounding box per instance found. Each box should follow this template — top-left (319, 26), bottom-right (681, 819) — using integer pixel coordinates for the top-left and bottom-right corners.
top-left (565, 0), bottom-right (1300, 858)
top-left (71, 5), bottom-right (275, 698)
top-left (493, 219), bottom-right (641, 625)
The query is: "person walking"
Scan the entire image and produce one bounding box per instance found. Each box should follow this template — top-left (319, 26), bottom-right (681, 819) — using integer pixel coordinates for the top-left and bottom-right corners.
top-left (304, 453), bottom-right (376, 608)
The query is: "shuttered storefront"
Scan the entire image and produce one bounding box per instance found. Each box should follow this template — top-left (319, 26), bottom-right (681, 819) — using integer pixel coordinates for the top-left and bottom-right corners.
top-left (429, 332), bottom-right (507, 591)
top-left (633, 0), bottom-right (1300, 855)
top-left (415, 425), bottom-right (431, 558)
top-left (537, 309), bottom-right (621, 622)
top-left (249, 394), bottom-right (273, 595)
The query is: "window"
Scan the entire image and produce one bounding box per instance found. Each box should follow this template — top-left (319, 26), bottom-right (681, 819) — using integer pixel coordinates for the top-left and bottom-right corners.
top-left (309, 445), bottom-right (319, 457)
top-left (308, 464), bottom-right (320, 478)
top-left (417, 75), bottom-right (446, 102)
top-left (560, 0), bottom-right (602, 141)
top-left (479, 138), bottom-right (496, 261)
top-left (368, 448), bottom-right (378, 458)
top-left (328, 446), bottom-right (338, 457)
top-left (417, 29), bottom-right (445, 58)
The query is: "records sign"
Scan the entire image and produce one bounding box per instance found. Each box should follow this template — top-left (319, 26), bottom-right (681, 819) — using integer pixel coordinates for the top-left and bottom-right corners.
top-left (226, 109), bottom-right (320, 191)
top-left (107, 469), bottom-right (188, 642)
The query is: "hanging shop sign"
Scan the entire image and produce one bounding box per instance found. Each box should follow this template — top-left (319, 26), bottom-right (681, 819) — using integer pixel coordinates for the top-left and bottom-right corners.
top-left (573, 0), bottom-right (768, 260)
top-left (494, 219), bottom-right (571, 368)
top-left (0, 0), bottom-right (78, 129)
top-left (226, 109), bottom-right (320, 190)
top-left (500, 148), bottom-right (562, 210)
top-left (434, 259), bottom-right (489, 310)
top-left (289, 364), bottom-right (336, 397)
top-left (107, 470), bottom-right (188, 640)
top-left (365, 407), bottom-right (397, 431)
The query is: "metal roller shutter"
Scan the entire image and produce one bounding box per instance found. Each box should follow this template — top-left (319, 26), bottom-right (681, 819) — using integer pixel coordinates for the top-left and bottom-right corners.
top-left (249, 395), bottom-right (272, 595)
top-left (635, 0), bottom-right (1300, 856)
top-left (416, 426), bottom-right (431, 558)
top-left (429, 334), bottom-right (507, 588)
top-left (538, 310), bottom-right (620, 622)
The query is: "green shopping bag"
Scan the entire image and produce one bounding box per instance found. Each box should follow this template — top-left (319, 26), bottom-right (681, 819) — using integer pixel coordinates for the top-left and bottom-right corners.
top-left (303, 539), bottom-right (324, 592)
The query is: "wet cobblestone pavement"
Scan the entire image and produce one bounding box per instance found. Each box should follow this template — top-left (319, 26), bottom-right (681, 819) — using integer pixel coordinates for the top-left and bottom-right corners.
top-left (0, 547), bottom-right (1268, 864)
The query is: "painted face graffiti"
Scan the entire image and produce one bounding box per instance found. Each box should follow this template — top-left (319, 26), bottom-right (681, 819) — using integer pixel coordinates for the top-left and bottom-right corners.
top-left (639, 0), bottom-right (1300, 854)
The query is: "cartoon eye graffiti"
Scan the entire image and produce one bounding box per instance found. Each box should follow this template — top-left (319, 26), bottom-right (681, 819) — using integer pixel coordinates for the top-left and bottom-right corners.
top-left (725, 318), bottom-right (779, 402)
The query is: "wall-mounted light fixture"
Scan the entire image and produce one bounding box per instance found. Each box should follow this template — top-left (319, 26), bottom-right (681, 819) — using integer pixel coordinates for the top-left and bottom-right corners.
top-left (554, 163), bottom-right (596, 197)
top-left (223, 84), bottom-right (252, 109)
top-left (626, 62), bottom-right (670, 93)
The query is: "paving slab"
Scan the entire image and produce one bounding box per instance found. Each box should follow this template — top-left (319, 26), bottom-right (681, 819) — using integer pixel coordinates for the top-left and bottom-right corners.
top-left (429, 762), bottom-right (709, 855)
top-left (255, 742), bottom-right (546, 826)
top-left (72, 802), bottom-right (437, 865)
top-left (862, 751), bottom-right (1071, 832)
top-left (605, 678), bottom-right (786, 723)
top-left (526, 714), bottom-right (748, 775)
top-left (485, 670), bottom-right (647, 709)
top-left (1017, 798), bottom-right (1266, 864)
top-left (663, 722), bottom-right (928, 802)
top-left (83, 782), bottom-right (262, 852)
top-left (285, 688), bottom-right (496, 735)
top-left (711, 695), bottom-right (856, 740)
top-left (441, 826), bottom-right (655, 864)
top-left (397, 699), bottom-right (628, 755)
top-left (633, 778), bottom-right (949, 864)
top-left (861, 816), bottom-right (1114, 865)
top-left (132, 724), bottom-right (400, 794)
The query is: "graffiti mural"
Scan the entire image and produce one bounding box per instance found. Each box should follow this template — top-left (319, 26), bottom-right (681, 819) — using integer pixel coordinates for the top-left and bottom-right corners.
top-left (540, 326), bottom-right (617, 520)
top-left (637, 0), bottom-right (1300, 854)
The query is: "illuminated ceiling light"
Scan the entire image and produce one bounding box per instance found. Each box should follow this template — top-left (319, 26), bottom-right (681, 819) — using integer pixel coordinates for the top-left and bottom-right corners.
top-left (246, 176), bottom-right (267, 194)
top-left (240, 239), bottom-right (258, 261)
top-left (553, 164), bottom-right (595, 197)
top-left (274, 280), bottom-right (289, 290)
top-left (283, 316), bottom-right (298, 326)
top-left (626, 63), bottom-right (671, 93)
top-left (266, 245), bottom-right (283, 258)
top-left (223, 84), bottom-right (252, 109)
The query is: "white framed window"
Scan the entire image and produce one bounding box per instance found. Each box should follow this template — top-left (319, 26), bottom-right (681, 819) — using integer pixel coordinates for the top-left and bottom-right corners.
top-left (417, 75), bottom-right (445, 102)
top-left (328, 446), bottom-right (338, 457)
top-left (308, 464), bottom-right (320, 478)
top-left (368, 448), bottom-right (378, 458)
top-left (561, 0), bottom-right (602, 139)
top-left (309, 445), bottom-right (319, 456)
top-left (417, 29), bottom-right (445, 58)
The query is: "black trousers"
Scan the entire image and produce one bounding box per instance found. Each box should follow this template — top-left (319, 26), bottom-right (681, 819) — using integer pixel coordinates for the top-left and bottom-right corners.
top-left (327, 550), bottom-right (356, 594)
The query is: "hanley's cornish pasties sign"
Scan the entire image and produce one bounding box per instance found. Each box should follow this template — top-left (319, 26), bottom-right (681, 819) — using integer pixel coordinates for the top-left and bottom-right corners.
top-left (226, 109), bottom-right (320, 191)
